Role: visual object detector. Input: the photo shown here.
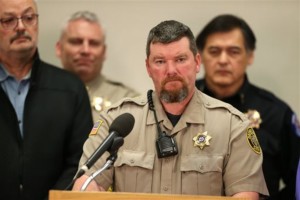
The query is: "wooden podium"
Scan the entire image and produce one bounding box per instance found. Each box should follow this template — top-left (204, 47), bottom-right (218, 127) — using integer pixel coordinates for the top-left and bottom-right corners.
top-left (49, 190), bottom-right (250, 200)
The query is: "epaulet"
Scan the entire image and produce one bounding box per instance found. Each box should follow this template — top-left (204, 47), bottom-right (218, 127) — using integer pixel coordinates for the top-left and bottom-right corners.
top-left (106, 95), bottom-right (147, 112)
top-left (201, 92), bottom-right (248, 122)
top-left (245, 84), bottom-right (291, 114)
top-left (105, 79), bottom-right (139, 95)
top-left (251, 84), bottom-right (277, 102)
top-left (106, 79), bottom-right (125, 86)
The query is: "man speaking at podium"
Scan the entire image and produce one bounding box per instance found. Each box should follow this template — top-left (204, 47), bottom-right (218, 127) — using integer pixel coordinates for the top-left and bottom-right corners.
top-left (73, 20), bottom-right (269, 199)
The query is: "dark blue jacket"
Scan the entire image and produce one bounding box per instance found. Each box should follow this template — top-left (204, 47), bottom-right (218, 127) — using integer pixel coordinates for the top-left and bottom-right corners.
top-left (196, 76), bottom-right (300, 200)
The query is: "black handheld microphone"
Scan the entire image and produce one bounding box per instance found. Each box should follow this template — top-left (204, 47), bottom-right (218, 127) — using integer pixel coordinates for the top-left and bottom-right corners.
top-left (83, 113), bottom-right (134, 169)
top-left (74, 113), bottom-right (135, 181)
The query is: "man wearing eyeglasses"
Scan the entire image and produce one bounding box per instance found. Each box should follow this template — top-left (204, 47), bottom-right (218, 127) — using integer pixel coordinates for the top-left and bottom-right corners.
top-left (0, 0), bottom-right (93, 199)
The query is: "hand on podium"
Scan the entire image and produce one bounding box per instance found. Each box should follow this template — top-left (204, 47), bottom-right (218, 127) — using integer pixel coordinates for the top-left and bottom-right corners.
top-left (72, 174), bottom-right (105, 191)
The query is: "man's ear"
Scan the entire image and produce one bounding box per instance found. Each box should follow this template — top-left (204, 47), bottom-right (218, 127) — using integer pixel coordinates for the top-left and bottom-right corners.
top-left (55, 41), bottom-right (62, 58)
top-left (103, 44), bottom-right (107, 61)
top-left (145, 59), bottom-right (152, 78)
top-left (247, 51), bottom-right (254, 65)
top-left (196, 53), bottom-right (201, 73)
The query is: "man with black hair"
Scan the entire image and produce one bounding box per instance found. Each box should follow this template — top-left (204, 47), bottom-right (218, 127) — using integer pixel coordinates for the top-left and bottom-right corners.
top-left (195, 14), bottom-right (300, 199)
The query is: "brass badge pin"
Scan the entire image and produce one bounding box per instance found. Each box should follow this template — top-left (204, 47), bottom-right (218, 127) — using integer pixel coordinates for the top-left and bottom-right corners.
top-left (92, 97), bottom-right (112, 112)
top-left (245, 109), bottom-right (262, 129)
top-left (246, 127), bottom-right (261, 155)
top-left (193, 131), bottom-right (212, 150)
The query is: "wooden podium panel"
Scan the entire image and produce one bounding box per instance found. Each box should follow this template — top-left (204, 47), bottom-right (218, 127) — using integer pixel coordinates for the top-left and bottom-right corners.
top-left (49, 190), bottom-right (250, 200)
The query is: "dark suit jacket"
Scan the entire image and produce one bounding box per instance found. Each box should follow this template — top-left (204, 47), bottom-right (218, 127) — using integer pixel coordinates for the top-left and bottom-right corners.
top-left (0, 52), bottom-right (93, 200)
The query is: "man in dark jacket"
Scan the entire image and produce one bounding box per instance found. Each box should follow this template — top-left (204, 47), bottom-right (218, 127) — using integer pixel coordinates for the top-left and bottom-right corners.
top-left (195, 14), bottom-right (300, 200)
top-left (0, 0), bottom-right (93, 199)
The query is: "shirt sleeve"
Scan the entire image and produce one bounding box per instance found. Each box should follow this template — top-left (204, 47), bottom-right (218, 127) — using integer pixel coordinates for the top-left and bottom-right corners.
top-left (224, 115), bottom-right (269, 197)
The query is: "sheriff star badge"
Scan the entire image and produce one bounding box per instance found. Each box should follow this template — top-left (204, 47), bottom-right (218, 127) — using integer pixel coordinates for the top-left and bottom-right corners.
top-left (193, 131), bottom-right (212, 150)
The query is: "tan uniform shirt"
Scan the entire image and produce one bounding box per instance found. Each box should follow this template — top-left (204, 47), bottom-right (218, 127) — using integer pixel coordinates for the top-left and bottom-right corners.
top-left (86, 74), bottom-right (140, 122)
top-left (80, 89), bottom-right (269, 196)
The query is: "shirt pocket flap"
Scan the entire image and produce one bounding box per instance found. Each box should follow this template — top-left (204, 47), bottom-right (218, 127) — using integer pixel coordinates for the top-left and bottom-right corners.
top-left (115, 150), bottom-right (155, 170)
top-left (180, 155), bottom-right (223, 173)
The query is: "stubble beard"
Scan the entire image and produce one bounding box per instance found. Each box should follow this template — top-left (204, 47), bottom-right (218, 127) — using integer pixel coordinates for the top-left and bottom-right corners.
top-left (159, 78), bottom-right (188, 103)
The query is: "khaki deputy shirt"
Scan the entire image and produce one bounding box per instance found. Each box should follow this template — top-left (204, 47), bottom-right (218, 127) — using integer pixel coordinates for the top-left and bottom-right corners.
top-left (86, 74), bottom-right (140, 122)
top-left (79, 89), bottom-right (269, 197)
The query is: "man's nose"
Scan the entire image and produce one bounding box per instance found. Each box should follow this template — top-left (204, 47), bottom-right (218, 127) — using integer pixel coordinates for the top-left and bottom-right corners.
top-left (80, 42), bottom-right (90, 53)
top-left (166, 61), bottom-right (177, 75)
top-left (218, 51), bottom-right (229, 64)
top-left (15, 18), bottom-right (26, 31)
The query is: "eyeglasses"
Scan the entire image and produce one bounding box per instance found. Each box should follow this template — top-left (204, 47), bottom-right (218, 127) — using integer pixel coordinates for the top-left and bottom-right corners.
top-left (0, 14), bottom-right (39, 30)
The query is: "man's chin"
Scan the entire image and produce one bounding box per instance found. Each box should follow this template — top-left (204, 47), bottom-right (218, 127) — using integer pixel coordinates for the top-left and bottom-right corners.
top-left (10, 47), bottom-right (35, 56)
top-left (75, 69), bottom-right (90, 76)
top-left (160, 88), bottom-right (188, 103)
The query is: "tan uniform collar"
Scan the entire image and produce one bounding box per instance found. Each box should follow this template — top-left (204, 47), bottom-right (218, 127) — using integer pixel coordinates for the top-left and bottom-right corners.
top-left (147, 89), bottom-right (205, 132)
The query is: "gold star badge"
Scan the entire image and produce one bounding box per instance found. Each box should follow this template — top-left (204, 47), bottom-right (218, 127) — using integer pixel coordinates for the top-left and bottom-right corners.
top-left (245, 109), bottom-right (262, 129)
top-left (193, 131), bottom-right (212, 150)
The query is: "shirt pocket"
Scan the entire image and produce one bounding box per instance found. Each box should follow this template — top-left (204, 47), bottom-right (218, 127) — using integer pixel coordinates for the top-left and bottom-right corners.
top-left (114, 150), bottom-right (155, 192)
top-left (180, 155), bottom-right (224, 195)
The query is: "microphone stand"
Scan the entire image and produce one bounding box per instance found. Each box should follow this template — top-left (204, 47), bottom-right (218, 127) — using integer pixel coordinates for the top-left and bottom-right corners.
top-left (80, 151), bottom-right (118, 191)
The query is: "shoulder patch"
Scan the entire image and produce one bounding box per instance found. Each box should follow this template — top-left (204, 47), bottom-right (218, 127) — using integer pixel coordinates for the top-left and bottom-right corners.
top-left (246, 127), bottom-right (261, 155)
top-left (292, 113), bottom-right (300, 137)
top-left (89, 120), bottom-right (103, 136)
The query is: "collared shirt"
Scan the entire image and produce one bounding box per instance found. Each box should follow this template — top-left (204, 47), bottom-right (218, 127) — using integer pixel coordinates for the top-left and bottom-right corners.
top-left (79, 90), bottom-right (268, 196)
top-left (0, 64), bottom-right (31, 137)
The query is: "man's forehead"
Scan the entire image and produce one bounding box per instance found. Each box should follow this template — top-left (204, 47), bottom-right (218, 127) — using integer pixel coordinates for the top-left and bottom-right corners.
top-left (149, 46), bottom-right (191, 59)
top-left (207, 29), bottom-right (244, 41)
top-left (0, 0), bottom-right (37, 15)
top-left (66, 21), bottom-right (103, 35)
top-left (207, 44), bottom-right (243, 50)
top-left (205, 31), bottom-right (245, 49)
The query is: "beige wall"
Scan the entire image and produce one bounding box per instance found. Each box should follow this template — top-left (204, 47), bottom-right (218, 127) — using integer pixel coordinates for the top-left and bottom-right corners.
top-left (37, 0), bottom-right (300, 115)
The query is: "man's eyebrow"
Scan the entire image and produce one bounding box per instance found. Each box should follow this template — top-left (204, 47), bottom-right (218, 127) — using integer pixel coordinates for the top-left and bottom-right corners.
top-left (207, 45), bottom-right (241, 49)
top-left (152, 55), bottom-right (164, 60)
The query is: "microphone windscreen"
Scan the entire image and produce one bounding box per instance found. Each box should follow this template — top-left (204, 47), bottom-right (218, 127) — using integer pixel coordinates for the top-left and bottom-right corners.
top-left (108, 113), bottom-right (135, 137)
